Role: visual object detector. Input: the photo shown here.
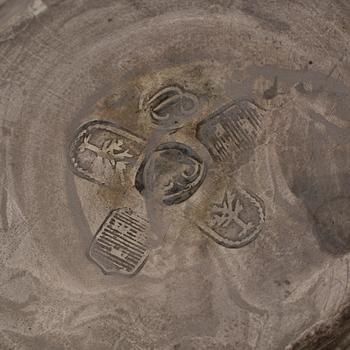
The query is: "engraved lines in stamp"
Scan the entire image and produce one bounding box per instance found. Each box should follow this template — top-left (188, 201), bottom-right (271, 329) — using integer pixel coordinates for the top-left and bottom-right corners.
top-left (196, 100), bottom-right (264, 162)
top-left (89, 208), bottom-right (149, 275)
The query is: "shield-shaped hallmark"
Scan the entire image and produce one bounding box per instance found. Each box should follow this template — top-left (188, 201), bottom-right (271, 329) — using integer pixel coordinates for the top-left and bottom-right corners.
top-left (89, 208), bottom-right (149, 275)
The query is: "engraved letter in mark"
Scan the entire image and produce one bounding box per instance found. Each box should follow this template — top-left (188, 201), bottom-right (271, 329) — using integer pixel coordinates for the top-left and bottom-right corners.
top-left (144, 86), bottom-right (199, 129)
top-left (135, 142), bottom-right (207, 205)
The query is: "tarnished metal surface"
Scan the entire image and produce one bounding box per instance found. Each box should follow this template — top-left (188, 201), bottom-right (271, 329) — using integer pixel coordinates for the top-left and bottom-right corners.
top-left (1, 0), bottom-right (350, 349)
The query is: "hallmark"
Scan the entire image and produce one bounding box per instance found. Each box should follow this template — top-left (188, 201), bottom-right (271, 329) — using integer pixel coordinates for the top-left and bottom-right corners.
top-left (197, 188), bottom-right (265, 248)
top-left (144, 86), bottom-right (199, 129)
top-left (196, 99), bottom-right (264, 162)
top-left (69, 120), bottom-right (145, 186)
top-left (89, 208), bottom-right (149, 275)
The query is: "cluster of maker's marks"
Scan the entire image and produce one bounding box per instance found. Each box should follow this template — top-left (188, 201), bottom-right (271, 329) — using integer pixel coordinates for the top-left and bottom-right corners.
top-left (69, 84), bottom-right (266, 275)
top-left (89, 208), bottom-right (149, 275)
top-left (142, 85), bottom-right (199, 130)
top-left (196, 99), bottom-right (265, 165)
top-left (135, 142), bottom-right (207, 206)
top-left (193, 99), bottom-right (267, 248)
top-left (67, 84), bottom-right (205, 276)
top-left (197, 187), bottom-right (265, 248)
top-left (68, 119), bottom-right (151, 276)
top-left (69, 120), bottom-right (146, 187)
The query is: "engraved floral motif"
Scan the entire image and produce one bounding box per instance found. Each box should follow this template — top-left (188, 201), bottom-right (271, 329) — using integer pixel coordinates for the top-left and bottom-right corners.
top-left (198, 188), bottom-right (265, 248)
top-left (69, 120), bottom-right (145, 187)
